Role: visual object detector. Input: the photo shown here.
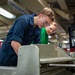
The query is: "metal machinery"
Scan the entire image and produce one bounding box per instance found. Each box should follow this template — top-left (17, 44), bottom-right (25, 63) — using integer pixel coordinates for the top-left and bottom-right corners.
top-left (0, 44), bottom-right (75, 75)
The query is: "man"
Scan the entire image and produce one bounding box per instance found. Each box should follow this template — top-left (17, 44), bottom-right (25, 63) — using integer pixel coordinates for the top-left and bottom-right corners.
top-left (0, 7), bottom-right (56, 66)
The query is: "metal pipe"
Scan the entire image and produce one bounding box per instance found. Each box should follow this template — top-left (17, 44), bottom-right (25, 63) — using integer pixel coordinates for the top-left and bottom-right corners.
top-left (49, 64), bottom-right (75, 68)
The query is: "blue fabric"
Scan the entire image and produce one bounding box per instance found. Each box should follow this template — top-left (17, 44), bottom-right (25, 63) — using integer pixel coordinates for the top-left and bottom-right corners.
top-left (0, 14), bottom-right (41, 66)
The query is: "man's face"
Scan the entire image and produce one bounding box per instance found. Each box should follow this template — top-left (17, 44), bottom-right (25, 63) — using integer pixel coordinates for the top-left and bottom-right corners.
top-left (38, 15), bottom-right (52, 28)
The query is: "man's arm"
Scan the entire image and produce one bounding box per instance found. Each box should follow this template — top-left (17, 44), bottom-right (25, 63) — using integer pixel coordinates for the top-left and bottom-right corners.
top-left (10, 18), bottom-right (28, 55)
top-left (11, 41), bottom-right (21, 55)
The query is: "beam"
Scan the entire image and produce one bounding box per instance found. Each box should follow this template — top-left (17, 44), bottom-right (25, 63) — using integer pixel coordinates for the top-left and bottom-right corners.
top-left (38, 0), bottom-right (49, 7)
top-left (8, 0), bottom-right (29, 14)
top-left (53, 8), bottom-right (74, 20)
top-left (57, 0), bottom-right (68, 11)
top-left (19, 0), bottom-right (44, 14)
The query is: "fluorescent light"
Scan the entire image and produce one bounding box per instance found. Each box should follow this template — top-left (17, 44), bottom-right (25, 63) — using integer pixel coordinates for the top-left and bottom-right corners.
top-left (0, 7), bottom-right (16, 19)
top-left (63, 40), bottom-right (69, 43)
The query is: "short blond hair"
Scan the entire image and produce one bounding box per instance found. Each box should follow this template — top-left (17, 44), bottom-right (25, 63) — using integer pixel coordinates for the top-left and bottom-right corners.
top-left (52, 21), bottom-right (57, 27)
top-left (39, 7), bottom-right (54, 21)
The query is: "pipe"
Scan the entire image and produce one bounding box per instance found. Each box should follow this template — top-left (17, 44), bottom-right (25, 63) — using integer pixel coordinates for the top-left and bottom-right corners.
top-left (49, 64), bottom-right (75, 68)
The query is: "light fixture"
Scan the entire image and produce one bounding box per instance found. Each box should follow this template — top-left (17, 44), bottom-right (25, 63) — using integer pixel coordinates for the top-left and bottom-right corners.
top-left (63, 40), bottom-right (69, 43)
top-left (0, 7), bottom-right (16, 19)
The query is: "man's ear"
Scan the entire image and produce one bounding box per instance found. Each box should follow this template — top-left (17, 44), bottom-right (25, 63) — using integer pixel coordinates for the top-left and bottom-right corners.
top-left (38, 14), bottom-right (42, 18)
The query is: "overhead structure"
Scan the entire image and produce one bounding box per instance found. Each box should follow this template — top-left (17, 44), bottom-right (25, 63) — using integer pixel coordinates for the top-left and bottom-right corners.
top-left (19, 0), bottom-right (45, 14)
top-left (57, 0), bottom-right (68, 11)
top-left (8, 0), bottom-right (29, 14)
top-left (38, 0), bottom-right (49, 7)
top-left (53, 8), bottom-right (74, 20)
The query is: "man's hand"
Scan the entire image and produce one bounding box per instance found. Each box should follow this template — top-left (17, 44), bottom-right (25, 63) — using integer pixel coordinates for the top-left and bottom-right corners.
top-left (11, 41), bottom-right (21, 55)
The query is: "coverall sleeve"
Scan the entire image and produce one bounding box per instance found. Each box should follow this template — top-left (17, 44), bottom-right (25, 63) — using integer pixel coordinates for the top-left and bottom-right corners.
top-left (11, 18), bottom-right (28, 44)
